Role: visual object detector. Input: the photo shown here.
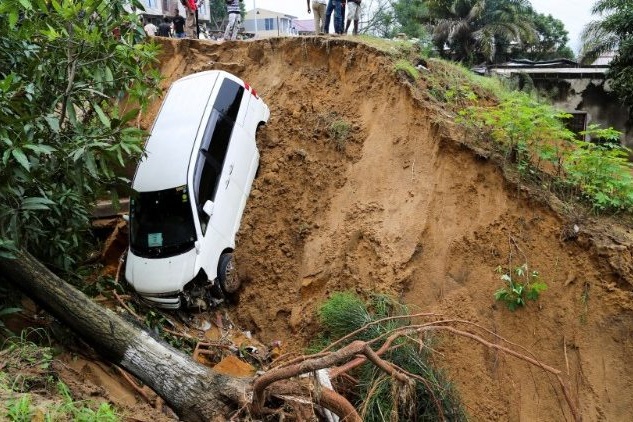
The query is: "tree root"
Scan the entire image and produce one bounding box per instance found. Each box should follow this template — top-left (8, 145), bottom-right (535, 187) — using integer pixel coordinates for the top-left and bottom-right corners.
top-left (252, 315), bottom-right (581, 422)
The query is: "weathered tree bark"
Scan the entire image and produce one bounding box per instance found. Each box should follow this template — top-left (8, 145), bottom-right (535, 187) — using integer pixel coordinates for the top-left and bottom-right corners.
top-left (0, 250), bottom-right (250, 422)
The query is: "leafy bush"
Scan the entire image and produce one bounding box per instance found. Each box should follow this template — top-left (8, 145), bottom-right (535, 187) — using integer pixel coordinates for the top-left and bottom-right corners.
top-left (328, 119), bottom-right (352, 151)
top-left (0, 0), bottom-right (161, 271)
top-left (315, 292), bottom-right (467, 421)
top-left (494, 264), bottom-right (547, 311)
top-left (564, 125), bottom-right (633, 211)
top-left (459, 91), bottom-right (633, 213)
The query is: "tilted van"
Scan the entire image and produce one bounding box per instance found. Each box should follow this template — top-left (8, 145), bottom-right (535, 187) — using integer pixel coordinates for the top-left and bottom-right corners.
top-left (124, 70), bottom-right (270, 309)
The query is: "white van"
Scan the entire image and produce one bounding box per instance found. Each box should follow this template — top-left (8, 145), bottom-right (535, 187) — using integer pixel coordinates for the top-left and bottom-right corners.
top-left (124, 70), bottom-right (270, 309)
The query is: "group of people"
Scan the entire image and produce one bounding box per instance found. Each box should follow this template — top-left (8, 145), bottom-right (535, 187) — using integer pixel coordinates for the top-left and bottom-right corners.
top-left (144, 0), bottom-right (242, 41)
top-left (308, 0), bottom-right (361, 36)
top-left (143, 0), bottom-right (200, 39)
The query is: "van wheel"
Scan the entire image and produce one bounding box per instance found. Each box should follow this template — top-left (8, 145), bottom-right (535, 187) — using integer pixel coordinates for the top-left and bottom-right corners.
top-left (218, 253), bottom-right (240, 294)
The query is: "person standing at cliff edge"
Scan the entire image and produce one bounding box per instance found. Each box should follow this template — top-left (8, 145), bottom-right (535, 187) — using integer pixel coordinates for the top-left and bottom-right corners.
top-left (307, 0), bottom-right (327, 35)
top-left (223, 0), bottom-right (243, 41)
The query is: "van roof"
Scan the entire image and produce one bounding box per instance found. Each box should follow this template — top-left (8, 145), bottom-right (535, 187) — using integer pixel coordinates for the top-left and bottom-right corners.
top-left (133, 71), bottom-right (223, 192)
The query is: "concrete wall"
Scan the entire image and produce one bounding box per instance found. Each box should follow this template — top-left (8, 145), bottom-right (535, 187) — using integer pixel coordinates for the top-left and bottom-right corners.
top-left (532, 77), bottom-right (632, 148)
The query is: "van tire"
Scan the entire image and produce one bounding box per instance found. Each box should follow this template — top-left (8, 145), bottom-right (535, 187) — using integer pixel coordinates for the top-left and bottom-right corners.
top-left (218, 253), bottom-right (240, 294)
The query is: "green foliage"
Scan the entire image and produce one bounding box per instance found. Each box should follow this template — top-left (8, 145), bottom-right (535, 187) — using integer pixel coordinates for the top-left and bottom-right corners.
top-left (459, 91), bottom-right (633, 213)
top-left (328, 119), bottom-right (352, 151)
top-left (0, 0), bottom-right (161, 271)
top-left (394, 59), bottom-right (420, 80)
top-left (51, 381), bottom-right (119, 421)
top-left (315, 292), bottom-right (467, 421)
top-left (516, 10), bottom-right (574, 60)
top-left (423, 60), bottom-right (485, 108)
top-left (6, 394), bottom-right (33, 422)
top-left (2, 381), bottom-right (119, 421)
top-left (143, 309), bottom-right (195, 353)
top-left (391, 0), bottom-right (430, 39)
top-left (563, 137), bottom-right (633, 212)
top-left (425, 0), bottom-right (538, 64)
top-left (460, 92), bottom-right (573, 164)
top-left (581, 0), bottom-right (633, 111)
top-left (494, 264), bottom-right (547, 311)
top-left (80, 274), bottom-right (125, 298)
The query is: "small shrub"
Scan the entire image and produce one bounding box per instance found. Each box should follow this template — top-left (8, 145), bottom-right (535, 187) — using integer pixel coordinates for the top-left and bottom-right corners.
top-left (394, 59), bottom-right (419, 80)
top-left (328, 119), bottom-right (351, 151)
top-left (564, 125), bottom-right (633, 211)
top-left (494, 264), bottom-right (547, 311)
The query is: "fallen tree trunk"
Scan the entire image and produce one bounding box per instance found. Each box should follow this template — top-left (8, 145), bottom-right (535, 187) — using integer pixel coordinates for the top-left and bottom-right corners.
top-left (0, 249), bottom-right (250, 421)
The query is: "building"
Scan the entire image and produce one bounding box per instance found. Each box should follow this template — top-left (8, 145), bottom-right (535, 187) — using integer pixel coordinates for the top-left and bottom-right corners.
top-left (243, 8), bottom-right (297, 37)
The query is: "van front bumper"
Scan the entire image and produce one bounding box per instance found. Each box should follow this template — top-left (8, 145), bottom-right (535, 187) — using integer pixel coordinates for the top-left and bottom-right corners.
top-left (137, 291), bottom-right (182, 309)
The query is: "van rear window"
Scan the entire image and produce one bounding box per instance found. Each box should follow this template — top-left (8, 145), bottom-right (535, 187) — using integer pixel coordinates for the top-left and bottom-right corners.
top-left (213, 79), bottom-right (244, 121)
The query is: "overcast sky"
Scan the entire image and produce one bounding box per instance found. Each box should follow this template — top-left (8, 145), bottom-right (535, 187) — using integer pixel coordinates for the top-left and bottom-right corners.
top-left (247, 0), bottom-right (597, 54)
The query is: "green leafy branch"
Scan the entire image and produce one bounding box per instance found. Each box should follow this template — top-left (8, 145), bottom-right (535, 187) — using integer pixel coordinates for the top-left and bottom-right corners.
top-left (494, 264), bottom-right (547, 311)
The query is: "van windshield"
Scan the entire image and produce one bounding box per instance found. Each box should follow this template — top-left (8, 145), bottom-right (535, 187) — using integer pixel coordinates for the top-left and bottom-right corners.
top-left (129, 186), bottom-right (197, 258)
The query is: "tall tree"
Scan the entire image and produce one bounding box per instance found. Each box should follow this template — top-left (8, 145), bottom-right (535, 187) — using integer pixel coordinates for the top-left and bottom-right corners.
top-left (0, 0), bottom-right (161, 270)
top-left (425, 0), bottom-right (537, 64)
top-left (392, 0), bottom-right (429, 39)
top-left (512, 10), bottom-right (574, 60)
top-left (581, 0), bottom-right (633, 113)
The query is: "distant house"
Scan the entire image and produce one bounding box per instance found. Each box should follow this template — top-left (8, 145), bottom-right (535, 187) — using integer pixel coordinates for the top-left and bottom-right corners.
top-left (487, 58), bottom-right (631, 148)
top-left (243, 8), bottom-right (297, 37)
top-left (293, 19), bottom-right (316, 35)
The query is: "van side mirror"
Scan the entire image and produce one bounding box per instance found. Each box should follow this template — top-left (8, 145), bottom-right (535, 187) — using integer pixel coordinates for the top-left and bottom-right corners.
top-left (202, 200), bottom-right (214, 216)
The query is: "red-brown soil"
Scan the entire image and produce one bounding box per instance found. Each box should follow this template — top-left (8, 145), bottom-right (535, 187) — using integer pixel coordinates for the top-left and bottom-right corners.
top-left (10, 36), bottom-right (633, 421)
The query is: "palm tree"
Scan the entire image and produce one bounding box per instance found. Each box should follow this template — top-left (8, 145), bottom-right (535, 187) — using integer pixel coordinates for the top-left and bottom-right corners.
top-left (579, 0), bottom-right (630, 64)
top-left (580, 0), bottom-right (633, 111)
top-left (428, 0), bottom-right (537, 64)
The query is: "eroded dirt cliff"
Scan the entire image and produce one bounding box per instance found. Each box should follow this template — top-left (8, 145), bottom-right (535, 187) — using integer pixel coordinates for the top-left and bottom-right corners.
top-left (39, 36), bottom-right (633, 421)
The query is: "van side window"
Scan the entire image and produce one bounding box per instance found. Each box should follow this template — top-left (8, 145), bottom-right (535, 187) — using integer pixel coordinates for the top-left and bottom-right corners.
top-left (213, 79), bottom-right (244, 122)
top-left (194, 109), bottom-right (234, 231)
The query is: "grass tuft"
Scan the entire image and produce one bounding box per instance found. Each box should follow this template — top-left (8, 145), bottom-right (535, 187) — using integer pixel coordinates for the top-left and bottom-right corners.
top-left (314, 292), bottom-right (467, 421)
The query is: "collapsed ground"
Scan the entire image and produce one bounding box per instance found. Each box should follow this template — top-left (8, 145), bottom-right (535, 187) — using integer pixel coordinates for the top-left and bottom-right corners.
top-left (8, 36), bottom-right (633, 421)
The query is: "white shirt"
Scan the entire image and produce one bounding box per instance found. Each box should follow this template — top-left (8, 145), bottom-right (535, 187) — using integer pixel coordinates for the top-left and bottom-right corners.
top-left (144, 23), bottom-right (157, 36)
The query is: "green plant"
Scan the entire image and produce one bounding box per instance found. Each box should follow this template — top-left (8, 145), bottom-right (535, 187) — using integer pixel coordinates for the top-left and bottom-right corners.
top-left (494, 264), bottom-right (547, 311)
top-left (143, 309), bottom-right (195, 353)
top-left (328, 119), bottom-right (352, 151)
top-left (0, 0), bottom-right (161, 272)
top-left (458, 90), bottom-right (633, 213)
top-left (6, 394), bottom-right (33, 422)
top-left (80, 274), bottom-right (125, 298)
top-left (50, 381), bottom-right (119, 421)
top-left (394, 59), bottom-right (420, 80)
top-left (314, 292), bottom-right (467, 421)
top-left (563, 125), bottom-right (633, 212)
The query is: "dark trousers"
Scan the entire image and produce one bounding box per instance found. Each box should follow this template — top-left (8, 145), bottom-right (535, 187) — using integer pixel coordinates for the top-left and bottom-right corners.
top-left (324, 0), bottom-right (344, 34)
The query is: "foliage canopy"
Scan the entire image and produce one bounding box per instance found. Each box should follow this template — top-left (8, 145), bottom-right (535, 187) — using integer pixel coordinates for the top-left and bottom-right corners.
top-left (0, 0), bottom-right (161, 270)
top-left (581, 0), bottom-right (633, 113)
